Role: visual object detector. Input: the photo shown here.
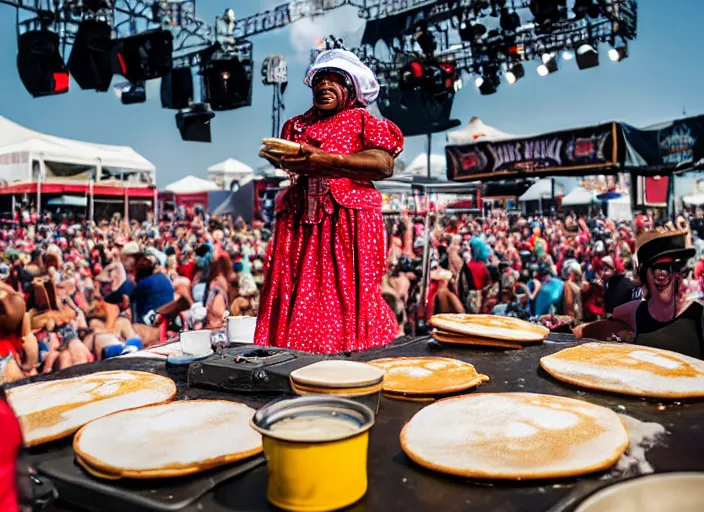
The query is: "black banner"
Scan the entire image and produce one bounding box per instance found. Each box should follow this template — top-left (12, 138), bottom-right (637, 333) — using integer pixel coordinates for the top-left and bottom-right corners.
top-left (446, 122), bottom-right (619, 181)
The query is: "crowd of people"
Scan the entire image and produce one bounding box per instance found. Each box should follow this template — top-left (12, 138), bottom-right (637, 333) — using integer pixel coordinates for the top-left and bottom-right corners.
top-left (0, 207), bottom-right (269, 384)
top-left (4, 201), bottom-right (704, 384)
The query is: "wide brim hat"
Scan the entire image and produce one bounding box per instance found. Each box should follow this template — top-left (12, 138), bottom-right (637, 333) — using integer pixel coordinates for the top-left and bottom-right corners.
top-left (304, 49), bottom-right (379, 106)
top-left (635, 229), bottom-right (695, 279)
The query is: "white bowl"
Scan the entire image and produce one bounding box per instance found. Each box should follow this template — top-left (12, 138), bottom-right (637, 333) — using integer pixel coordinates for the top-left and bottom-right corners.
top-left (179, 329), bottom-right (213, 356)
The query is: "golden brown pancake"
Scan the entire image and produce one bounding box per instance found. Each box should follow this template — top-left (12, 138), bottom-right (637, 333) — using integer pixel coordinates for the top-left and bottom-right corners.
top-left (367, 357), bottom-right (489, 396)
top-left (540, 342), bottom-right (704, 398)
top-left (7, 371), bottom-right (176, 447)
top-left (261, 137), bottom-right (301, 156)
top-left (73, 400), bottom-right (262, 479)
top-left (401, 393), bottom-right (629, 480)
top-left (431, 330), bottom-right (523, 349)
top-left (429, 314), bottom-right (549, 342)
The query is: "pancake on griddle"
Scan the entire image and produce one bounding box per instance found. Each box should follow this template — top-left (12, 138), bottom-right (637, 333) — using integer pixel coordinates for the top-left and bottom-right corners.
top-left (431, 329), bottom-right (523, 349)
top-left (74, 400), bottom-right (262, 479)
top-left (540, 342), bottom-right (704, 398)
top-left (401, 393), bottom-right (629, 480)
top-left (367, 357), bottom-right (489, 396)
top-left (429, 314), bottom-right (549, 342)
top-left (7, 371), bottom-right (176, 447)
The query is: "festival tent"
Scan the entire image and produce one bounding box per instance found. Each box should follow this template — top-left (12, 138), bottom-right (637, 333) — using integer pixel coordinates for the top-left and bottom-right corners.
top-left (518, 179), bottom-right (567, 202)
top-left (164, 175), bottom-right (220, 193)
top-left (400, 153), bottom-right (447, 178)
top-left (607, 195), bottom-right (633, 222)
top-left (447, 117), bottom-right (517, 145)
top-left (0, 115), bottom-right (155, 183)
top-left (561, 187), bottom-right (599, 206)
top-left (207, 158), bottom-right (254, 190)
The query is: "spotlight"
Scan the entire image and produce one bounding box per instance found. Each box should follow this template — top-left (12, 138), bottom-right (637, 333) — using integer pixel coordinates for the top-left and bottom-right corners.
top-left (414, 24), bottom-right (437, 56)
top-left (161, 67), bottom-right (194, 109)
top-left (459, 21), bottom-right (487, 42)
top-left (17, 30), bottom-right (69, 98)
top-left (499, 8), bottom-right (520, 31)
top-left (116, 82), bottom-right (146, 105)
top-left (530, 0), bottom-right (567, 25)
top-left (176, 103), bottom-right (215, 143)
top-left (537, 53), bottom-right (557, 76)
top-left (476, 66), bottom-right (500, 95)
top-left (203, 54), bottom-right (252, 111)
top-left (68, 20), bottom-right (113, 92)
top-left (561, 50), bottom-right (574, 60)
top-left (573, 0), bottom-right (601, 19)
top-left (400, 61), bottom-right (424, 91)
top-left (609, 46), bottom-right (629, 62)
top-left (505, 63), bottom-right (524, 84)
top-left (575, 43), bottom-right (599, 70)
top-left (115, 29), bottom-right (173, 82)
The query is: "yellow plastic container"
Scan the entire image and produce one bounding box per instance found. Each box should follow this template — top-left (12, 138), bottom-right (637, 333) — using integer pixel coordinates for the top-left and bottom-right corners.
top-left (251, 396), bottom-right (375, 512)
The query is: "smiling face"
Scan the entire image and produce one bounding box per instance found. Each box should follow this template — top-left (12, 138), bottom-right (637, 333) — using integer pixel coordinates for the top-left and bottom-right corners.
top-left (646, 259), bottom-right (676, 304)
top-left (312, 71), bottom-right (352, 115)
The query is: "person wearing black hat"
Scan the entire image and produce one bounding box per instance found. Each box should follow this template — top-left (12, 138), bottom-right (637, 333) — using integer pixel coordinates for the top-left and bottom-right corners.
top-left (631, 229), bottom-right (703, 358)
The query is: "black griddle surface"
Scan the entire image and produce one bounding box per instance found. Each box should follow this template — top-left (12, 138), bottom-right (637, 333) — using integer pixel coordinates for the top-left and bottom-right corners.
top-left (26, 336), bottom-right (704, 512)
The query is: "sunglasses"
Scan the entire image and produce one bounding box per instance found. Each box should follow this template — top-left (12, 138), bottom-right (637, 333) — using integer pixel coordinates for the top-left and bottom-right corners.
top-left (649, 260), bottom-right (685, 276)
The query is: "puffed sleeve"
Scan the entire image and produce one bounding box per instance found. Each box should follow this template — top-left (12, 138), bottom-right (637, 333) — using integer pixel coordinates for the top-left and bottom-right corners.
top-left (360, 110), bottom-right (404, 158)
top-left (280, 118), bottom-right (295, 142)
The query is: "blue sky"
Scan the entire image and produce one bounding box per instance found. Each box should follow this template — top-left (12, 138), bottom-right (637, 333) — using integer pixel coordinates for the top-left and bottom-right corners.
top-left (0, 0), bottom-right (702, 186)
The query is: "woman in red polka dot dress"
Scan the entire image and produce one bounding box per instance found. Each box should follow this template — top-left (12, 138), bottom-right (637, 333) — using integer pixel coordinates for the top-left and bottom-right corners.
top-left (255, 49), bottom-right (403, 354)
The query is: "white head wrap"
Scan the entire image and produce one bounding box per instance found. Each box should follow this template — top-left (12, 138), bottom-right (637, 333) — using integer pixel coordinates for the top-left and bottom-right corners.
top-left (304, 49), bottom-right (380, 106)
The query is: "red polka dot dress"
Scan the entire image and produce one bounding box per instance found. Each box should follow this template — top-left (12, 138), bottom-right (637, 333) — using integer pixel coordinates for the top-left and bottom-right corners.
top-left (254, 107), bottom-right (403, 354)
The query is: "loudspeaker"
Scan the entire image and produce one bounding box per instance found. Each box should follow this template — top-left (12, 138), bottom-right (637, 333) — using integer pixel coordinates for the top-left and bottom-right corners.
top-left (161, 67), bottom-right (194, 109)
top-left (203, 56), bottom-right (252, 111)
top-left (68, 20), bottom-right (113, 91)
top-left (17, 30), bottom-right (69, 98)
top-left (176, 104), bottom-right (215, 143)
top-left (377, 86), bottom-right (460, 137)
top-left (115, 29), bottom-right (173, 82)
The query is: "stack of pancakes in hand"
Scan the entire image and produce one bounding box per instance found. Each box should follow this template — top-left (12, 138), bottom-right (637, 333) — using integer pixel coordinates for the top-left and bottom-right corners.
top-left (429, 314), bottom-right (550, 349)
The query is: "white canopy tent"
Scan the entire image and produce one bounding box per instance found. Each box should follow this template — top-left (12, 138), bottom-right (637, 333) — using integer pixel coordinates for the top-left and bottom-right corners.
top-left (519, 179), bottom-right (566, 202)
top-left (164, 175), bottom-right (220, 194)
top-left (683, 194), bottom-right (704, 206)
top-left (399, 153), bottom-right (447, 178)
top-left (561, 187), bottom-right (599, 206)
top-left (447, 117), bottom-right (518, 145)
top-left (607, 195), bottom-right (633, 222)
top-left (207, 158), bottom-right (254, 189)
top-left (0, 115), bottom-right (155, 183)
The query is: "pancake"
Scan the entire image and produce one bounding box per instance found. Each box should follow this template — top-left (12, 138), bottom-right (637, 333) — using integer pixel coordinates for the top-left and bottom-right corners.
top-left (7, 371), bottom-right (176, 447)
top-left (261, 137), bottom-right (301, 156)
top-left (367, 357), bottom-right (489, 396)
top-left (290, 360), bottom-right (385, 389)
top-left (400, 393), bottom-right (629, 480)
top-left (431, 330), bottom-right (523, 349)
top-left (429, 314), bottom-right (549, 342)
top-left (540, 342), bottom-right (704, 399)
top-left (74, 400), bottom-right (262, 479)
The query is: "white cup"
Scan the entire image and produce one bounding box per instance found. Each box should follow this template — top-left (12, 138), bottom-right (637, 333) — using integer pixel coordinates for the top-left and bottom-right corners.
top-left (226, 316), bottom-right (257, 344)
top-left (180, 329), bottom-right (213, 356)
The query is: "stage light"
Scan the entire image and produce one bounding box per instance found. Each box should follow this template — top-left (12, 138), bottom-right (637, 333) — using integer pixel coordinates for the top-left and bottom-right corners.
top-left (161, 67), bottom-right (194, 109)
top-left (116, 82), bottom-right (146, 104)
top-left (115, 29), bottom-right (173, 82)
top-left (561, 50), bottom-right (574, 60)
top-left (203, 54), bottom-right (253, 111)
top-left (537, 53), bottom-right (557, 76)
top-left (17, 30), bottom-right (69, 98)
top-left (459, 21), bottom-right (487, 43)
top-left (575, 43), bottom-right (599, 70)
top-left (176, 103), bottom-right (215, 143)
top-left (530, 0), bottom-right (567, 25)
top-left (609, 46), bottom-right (629, 62)
top-left (500, 8), bottom-right (520, 31)
top-left (475, 76), bottom-right (484, 88)
top-left (573, 0), bottom-right (600, 19)
top-left (476, 66), bottom-right (500, 95)
top-left (414, 23), bottom-right (437, 56)
top-left (68, 20), bottom-right (113, 92)
top-left (505, 63), bottom-right (524, 84)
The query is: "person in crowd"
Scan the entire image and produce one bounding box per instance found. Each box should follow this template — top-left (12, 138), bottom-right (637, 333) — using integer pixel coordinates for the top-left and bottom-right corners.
top-left (130, 254), bottom-right (174, 324)
top-left (256, 47), bottom-right (403, 354)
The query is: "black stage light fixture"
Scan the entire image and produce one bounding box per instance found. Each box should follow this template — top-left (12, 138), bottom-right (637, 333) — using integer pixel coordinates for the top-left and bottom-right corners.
top-left (459, 21), bottom-right (487, 43)
top-left (161, 67), bottom-right (193, 109)
top-left (505, 63), bottom-right (524, 84)
top-left (573, 0), bottom-right (601, 19)
top-left (119, 82), bottom-right (146, 104)
top-left (414, 23), bottom-right (436, 55)
top-left (115, 29), bottom-right (173, 83)
top-left (203, 55), bottom-right (252, 111)
top-left (176, 103), bottom-right (215, 143)
top-left (500, 8), bottom-right (520, 31)
top-left (575, 43), bottom-right (599, 70)
top-left (537, 54), bottom-right (558, 76)
top-left (68, 20), bottom-right (113, 92)
top-left (609, 45), bottom-right (629, 62)
top-left (17, 30), bottom-right (69, 98)
top-left (530, 0), bottom-right (567, 25)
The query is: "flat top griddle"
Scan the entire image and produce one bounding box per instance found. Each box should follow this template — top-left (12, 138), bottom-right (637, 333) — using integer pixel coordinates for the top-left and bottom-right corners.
top-left (24, 335), bottom-right (704, 512)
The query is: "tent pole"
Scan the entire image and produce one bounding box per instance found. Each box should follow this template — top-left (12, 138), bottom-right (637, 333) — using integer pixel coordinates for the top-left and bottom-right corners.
top-left (426, 133), bottom-right (432, 179)
top-left (419, 191), bottom-right (431, 328)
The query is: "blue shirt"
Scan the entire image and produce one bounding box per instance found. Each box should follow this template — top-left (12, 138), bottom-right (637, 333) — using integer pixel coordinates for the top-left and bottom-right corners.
top-left (131, 273), bottom-right (174, 323)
